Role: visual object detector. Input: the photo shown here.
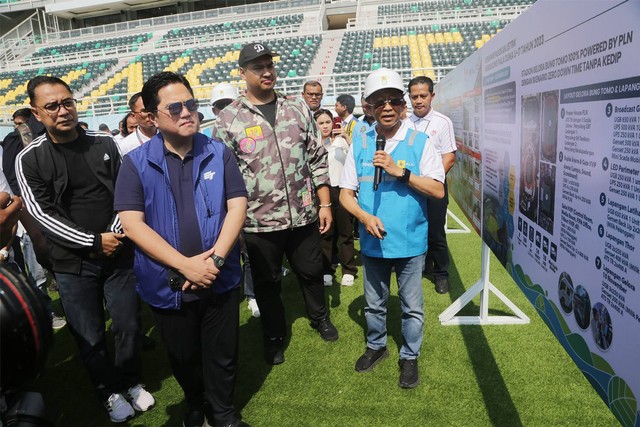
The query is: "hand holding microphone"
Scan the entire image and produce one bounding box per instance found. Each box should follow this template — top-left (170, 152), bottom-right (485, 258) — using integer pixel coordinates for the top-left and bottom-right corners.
top-left (373, 134), bottom-right (386, 191)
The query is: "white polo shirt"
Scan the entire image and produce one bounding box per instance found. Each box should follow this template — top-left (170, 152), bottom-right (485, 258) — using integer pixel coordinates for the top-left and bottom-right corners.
top-left (407, 109), bottom-right (456, 155)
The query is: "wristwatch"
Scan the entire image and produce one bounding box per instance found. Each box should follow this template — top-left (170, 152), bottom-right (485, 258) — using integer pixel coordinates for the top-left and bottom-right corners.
top-left (211, 254), bottom-right (225, 268)
top-left (0, 248), bottom-right (9, 261)
top-left (398, 168), bottom-right (411, 183)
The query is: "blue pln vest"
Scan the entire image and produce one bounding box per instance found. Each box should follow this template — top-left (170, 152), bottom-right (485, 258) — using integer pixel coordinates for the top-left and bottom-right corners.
top-left (353, 128), bottom-right (430, 259)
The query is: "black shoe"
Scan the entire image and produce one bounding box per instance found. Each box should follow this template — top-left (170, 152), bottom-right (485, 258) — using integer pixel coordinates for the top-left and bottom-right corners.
top-left (264, 337), bottom-right (285, 365)
top-left (183, 408), bottom-right (205, 427)
top-left (355, 347), bottom-right (388, 372)
top-left (311, 317), bottom-right (338, 341)
top-left (398, 359), bottom-right (419, 388)
top-left (435, 277), bottom-right (450, 294)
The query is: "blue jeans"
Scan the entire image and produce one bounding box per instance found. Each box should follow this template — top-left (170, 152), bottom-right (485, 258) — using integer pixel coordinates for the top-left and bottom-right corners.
top-left (55, 259), bottom-right (141, 400)
top-left (20, 233), bottom-right (52, 313)
top-left (362, 253), bottom-right (425, 360)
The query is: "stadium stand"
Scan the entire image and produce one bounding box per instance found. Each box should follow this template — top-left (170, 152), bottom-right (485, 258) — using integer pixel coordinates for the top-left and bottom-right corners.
top-left (0, 0), bottom-right (536, 125)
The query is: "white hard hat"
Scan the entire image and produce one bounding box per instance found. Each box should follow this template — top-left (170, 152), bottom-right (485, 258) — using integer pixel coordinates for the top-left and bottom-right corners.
top-left (363, 68), bottom-right (405, 99)
top-left (210, 83), bottom-right (239, 106)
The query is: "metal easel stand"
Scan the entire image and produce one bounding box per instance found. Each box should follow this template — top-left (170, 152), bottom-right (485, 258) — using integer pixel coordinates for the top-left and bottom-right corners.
top-left (445, 209), bottom-right (471, 234)
top-left (439, 243), bottom-right (530, 325)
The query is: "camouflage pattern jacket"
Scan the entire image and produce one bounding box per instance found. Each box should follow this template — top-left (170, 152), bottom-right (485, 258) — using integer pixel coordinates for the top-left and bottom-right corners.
top-left (213, 91), bottom-right (330, 233)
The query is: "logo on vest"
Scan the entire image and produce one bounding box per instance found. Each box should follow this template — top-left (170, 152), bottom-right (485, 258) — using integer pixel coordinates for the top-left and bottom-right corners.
top-left (103, 153), bottom-right (110, 162)
top-left (203, 171), bottom-right (216, 180)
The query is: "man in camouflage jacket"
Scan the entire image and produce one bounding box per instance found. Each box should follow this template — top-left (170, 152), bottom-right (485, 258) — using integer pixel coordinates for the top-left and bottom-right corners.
top-left (214, 43), bottom-right (339, 365)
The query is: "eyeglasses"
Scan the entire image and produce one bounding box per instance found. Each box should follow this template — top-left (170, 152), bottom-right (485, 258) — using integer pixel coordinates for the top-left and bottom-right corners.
top-left (157, 99), bottom-right (199, 117)
top-left (132, 109), bottom-right (149, 116)
top-left (371, 98), bottom-right (405, 110)
top-left (38, 98), bottom-right (77, 115)
top-left (305, 92), bottom-right (323, 98)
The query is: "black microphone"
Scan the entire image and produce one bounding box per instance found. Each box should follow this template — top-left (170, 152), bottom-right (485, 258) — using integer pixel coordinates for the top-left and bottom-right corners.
top-left (373, 133), bottom-right (386, 191)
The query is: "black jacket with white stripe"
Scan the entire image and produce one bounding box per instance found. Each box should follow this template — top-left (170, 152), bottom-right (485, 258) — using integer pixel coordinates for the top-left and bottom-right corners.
top-left (16, 126), bottom-right (130, 274)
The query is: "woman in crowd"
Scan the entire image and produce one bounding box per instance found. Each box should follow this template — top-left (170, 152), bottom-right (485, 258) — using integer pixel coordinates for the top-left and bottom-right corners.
top-left (314, 109), bottom-right (358, 287)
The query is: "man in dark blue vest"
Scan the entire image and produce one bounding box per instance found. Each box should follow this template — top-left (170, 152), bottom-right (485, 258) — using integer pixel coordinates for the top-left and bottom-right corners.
top-left (115, 72), bottom-right (248, 427)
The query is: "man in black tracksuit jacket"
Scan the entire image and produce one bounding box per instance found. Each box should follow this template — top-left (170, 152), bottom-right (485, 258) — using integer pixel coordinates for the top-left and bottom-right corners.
top-left (16, 76), bottom-right (154, 423)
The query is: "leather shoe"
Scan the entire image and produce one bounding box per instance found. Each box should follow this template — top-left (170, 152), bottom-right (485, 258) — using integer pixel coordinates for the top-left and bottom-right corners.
top-left (264, 337), bottom-right (285, 365)
top-left (435, 277), bottom-right (450, 294)
top-left (355, 347), bottom-right (388, 372)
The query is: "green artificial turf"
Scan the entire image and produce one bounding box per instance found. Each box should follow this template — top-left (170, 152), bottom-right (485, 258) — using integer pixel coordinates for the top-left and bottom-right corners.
top-left (29, 201), bottom-right (619, 426)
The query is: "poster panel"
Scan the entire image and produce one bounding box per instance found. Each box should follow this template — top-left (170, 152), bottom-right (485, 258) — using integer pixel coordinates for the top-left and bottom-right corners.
top-left (440, 52), bottom-right (483, 232)
top-left (435, 1), bottom-right (640, 424)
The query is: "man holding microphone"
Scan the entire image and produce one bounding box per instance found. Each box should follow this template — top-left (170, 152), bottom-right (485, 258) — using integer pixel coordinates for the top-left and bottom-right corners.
top-left (339, 68), bottom-right (444, 389)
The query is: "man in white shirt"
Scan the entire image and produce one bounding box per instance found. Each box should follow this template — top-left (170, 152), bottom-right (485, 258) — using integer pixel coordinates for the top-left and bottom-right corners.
top-left (335, 94), bottom-right (357, 138)
top-left (118, 93), bottom-right (157, 156)
top-left (406, 76), bottom-right (456, 294)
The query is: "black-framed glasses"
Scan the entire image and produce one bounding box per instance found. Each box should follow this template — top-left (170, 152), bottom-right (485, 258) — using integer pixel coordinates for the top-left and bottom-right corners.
top-left (39, 98), bottom-right (77, 115)
top-left (132, 109), bottom-right (149, 116)
top-left (371, 98), bottom-right (405, 110)
top-left (305, 92), bottom-right (323, 98)
top-left (158, 99), bottom-right (199, 117)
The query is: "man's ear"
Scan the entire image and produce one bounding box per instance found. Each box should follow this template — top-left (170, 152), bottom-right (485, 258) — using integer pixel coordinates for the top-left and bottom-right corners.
top-left (148, 112), bottom-right (159, 128)
top-left (239, 67), bottom-right (246, 81)
top-left (30, 107), bottom-right (43, 123)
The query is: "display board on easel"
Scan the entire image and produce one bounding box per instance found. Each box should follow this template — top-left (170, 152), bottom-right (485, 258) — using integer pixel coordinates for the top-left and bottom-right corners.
top-left (435, 1), bottom-right (640, 425)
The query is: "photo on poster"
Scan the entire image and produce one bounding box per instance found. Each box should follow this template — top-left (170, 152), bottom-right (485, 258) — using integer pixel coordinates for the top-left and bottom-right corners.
top-left (591, 302), bottom-right (613, 351)
top-left (538, 162), bottom-right (556, 234)
top-left (573, 285), bottom-right (591, 330)
top-left (541, 90), bottom-right (559, 164)
top-left (483, 194), bottom-right (509, 266)
top-left (519, 94), bottom-right (541, 223)
top-left (558, 272), bottom-right (574, 314)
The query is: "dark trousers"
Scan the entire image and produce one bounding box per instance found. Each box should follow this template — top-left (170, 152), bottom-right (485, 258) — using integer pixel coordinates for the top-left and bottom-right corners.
top-left (426, 182), bottom-right (450, 278)
top-left (152, 288), bottom-right (239, 426)
top-left (320, 186), bottom-right (357, 276)
top-left (244, 221), bottom-right (328, 339)
top-left (55, 260), bottom-right (141, 400)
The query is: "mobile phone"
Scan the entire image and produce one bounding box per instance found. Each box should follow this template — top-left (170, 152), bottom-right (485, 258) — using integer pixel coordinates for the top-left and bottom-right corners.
top-left (333, 116), bottom-right (342, 130)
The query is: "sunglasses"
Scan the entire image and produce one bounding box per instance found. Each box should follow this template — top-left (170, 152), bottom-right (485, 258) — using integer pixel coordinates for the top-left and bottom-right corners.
top-left (158, 99), bottom-right (199, 117)
top-left (371, 98), bottom-right (405, 110)
top-left (39, 98), bottom-right (77, 115)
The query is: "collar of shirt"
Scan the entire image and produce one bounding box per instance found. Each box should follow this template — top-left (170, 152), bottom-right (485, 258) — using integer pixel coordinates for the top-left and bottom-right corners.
top-left (382, 120), bottom-right (411, 150)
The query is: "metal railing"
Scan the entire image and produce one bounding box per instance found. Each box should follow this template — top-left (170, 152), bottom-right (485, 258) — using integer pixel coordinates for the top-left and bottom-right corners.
top-left (0, 11), bottom-right (39, 69)
top-left (348, 5), bottom-right (528, 28)
top-left (0, 67), bottom-right (455, 122)
top-left (46, 0), bottom-right (321, 43)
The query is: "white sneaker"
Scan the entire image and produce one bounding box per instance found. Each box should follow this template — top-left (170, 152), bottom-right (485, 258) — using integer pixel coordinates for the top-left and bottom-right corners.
top-left (105, 392), bottom-right (135, 423)
top-left (126, 384), bottom-right (155, 412)
top-left (51, 313), bottom-right (66, 330)
top-left (247, 298), bottom-right (261, 318)
top-left (341, 274), bottom-right (355, 287)
top-left (323, 274), bottom-right (333, 287)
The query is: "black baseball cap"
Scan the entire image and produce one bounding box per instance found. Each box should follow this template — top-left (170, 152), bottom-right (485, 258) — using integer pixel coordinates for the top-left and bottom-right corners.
top-left (238, 43), bottom-right (277, 67)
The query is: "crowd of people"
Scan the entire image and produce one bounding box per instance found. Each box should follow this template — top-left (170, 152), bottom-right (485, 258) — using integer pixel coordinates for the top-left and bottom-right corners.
top-left (0, 41), bottom-right (456, 427)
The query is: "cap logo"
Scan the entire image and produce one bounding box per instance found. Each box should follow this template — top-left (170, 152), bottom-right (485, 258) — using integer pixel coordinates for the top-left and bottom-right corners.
top-left (254, 44), bottom-right (265, 53)
top-left (381, 76), bottom-right (388, 85)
